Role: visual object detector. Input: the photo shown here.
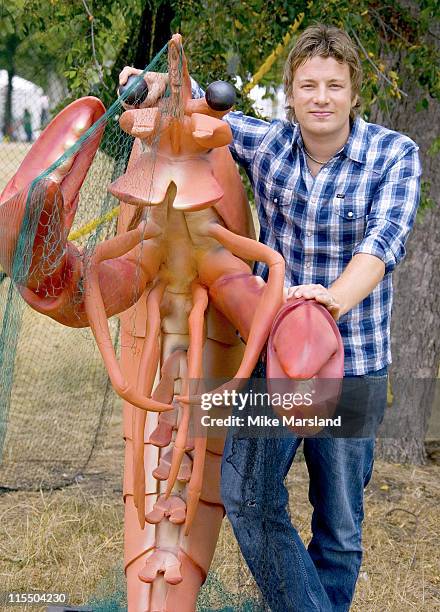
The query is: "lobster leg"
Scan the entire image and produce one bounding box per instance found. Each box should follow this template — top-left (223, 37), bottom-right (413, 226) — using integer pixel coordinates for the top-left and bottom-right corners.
top-left (183, 283), bottom-right (211, 534)
top-left (83, 224), bottom-right (173, 412)
top-left (184, 427), bottom-right (207, 536)
top-left (149, 350), bottom-right (187, 447)
top-left (133, 280), bottom-right (168, 527)
top-left (204, 223), bottom-right (284, 379)
top-left (165, 282), bottom-right (208, 499)
top-left (176, 228), bottom-right (284, 408)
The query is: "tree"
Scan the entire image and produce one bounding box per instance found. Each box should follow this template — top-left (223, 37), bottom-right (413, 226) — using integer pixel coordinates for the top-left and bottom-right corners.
top-left (0, 3), bottom-right (29, 138)
top-left (367, 3), bottom-right (440, 463)
top-left (0, 33), bottom-right (19, 138)
top-left (116, 0), bottom-right (175, 70)
top-left (1, 0), bottom-right (148, 112)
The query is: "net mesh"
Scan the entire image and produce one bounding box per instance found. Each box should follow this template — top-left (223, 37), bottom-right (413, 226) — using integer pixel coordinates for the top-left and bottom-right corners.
top-left (85, 562), bottom-right (266, 612)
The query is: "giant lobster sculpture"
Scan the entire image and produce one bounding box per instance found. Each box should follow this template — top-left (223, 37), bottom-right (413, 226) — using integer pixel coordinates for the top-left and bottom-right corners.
top-left (0, 35), bottom-right (343, 612)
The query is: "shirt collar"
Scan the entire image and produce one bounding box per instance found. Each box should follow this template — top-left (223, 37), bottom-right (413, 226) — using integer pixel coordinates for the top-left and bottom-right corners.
top-left (290, 116), bottom-right (369, 164)
top-left (290, 122), bottom-right (304, 150)
top-left (342, 116), bottom-right (369, 164)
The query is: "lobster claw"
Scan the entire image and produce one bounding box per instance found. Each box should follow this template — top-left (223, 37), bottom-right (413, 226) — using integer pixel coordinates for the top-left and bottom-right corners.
top-left (0, 97), bottom-right (105, 296)
top-left (266, 298), bottom-right (344, 435)
top-left (1, 96), bottom-right (105, 213)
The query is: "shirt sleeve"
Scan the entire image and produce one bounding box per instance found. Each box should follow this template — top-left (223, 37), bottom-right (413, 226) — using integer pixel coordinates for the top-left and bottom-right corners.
top-left (223, 112), bottom-right (270, 169)
top-left (190, 78), bottom-right (205, 99)
top-left (352, 144), bottom-right (422, 274)
top-left (190, 78), bottom-right (270, 169)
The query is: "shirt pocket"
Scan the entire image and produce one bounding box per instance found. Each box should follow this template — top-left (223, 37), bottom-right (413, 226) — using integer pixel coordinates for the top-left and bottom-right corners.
top-left (329, 197), bottom-right (370, 249)
top-left (271, 186), bottom-right (296, 237)
top-left (271, 185), bottom-right (295, 207)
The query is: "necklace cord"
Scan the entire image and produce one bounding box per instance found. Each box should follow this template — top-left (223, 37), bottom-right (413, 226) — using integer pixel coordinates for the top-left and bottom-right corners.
top-left (303, 145), bottom-right (345, 165)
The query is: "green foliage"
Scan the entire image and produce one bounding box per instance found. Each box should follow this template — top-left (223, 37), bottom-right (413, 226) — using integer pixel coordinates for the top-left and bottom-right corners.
top-left (172, 0), bottom-right (440, 121)
top-left (2, 0), bottom-right (439, 119)
top-left (2, 0), bottom-right (440, 209)
top-left (0, 0), bottom-right (144, 105)
top-left (420, 180), bottom-right (436, 214)
top-left (428, 136), bottom-right (440, 157)
top-left (173, 0), bottom-right (309, 116)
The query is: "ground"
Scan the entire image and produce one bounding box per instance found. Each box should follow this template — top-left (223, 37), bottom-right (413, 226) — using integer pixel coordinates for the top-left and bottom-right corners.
top-left (0, 404), bottom-right (439, 612)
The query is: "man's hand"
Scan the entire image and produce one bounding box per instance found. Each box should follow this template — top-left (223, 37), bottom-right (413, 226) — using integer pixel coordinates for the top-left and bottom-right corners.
top-left (118, 67), bottom-right (169, 108)
top-left (285, 254), bottom-right (386, 322)
top-left (285, 284), bottom-right (341, 320)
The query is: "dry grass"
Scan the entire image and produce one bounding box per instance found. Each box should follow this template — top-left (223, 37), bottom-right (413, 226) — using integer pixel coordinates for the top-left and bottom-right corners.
top-left (1, 412), bottom-right (439, 612)
top-left (0, 281), bottom-right (119, 489)
top-left (0, 406), bottom-right (125, 612)
top-left (0, 488), bottom-right (123, 610)
top-left (353, 461), bottom-right (440, 610)
top-left (0, 143), bottom-right (31, 193)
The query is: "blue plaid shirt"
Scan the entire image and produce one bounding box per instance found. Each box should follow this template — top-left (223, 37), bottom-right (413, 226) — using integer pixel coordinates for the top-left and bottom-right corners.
top-left (192, 84), bottom-right (422, 374)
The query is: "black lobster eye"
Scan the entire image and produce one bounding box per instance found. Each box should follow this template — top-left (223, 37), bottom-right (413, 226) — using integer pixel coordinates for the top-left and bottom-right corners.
top-left (205, 81), bottom-right (236, 111)
top-left (118, 75), bottom-right (149, 107)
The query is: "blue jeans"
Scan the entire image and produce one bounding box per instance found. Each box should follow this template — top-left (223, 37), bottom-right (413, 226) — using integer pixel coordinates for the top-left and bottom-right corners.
top-left (220, 367), bottom-right (388, 612)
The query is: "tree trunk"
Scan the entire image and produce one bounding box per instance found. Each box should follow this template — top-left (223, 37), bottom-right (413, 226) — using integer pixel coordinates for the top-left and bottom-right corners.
top-left (3, 68), bottom-right (14, 140)
top-left (2, 35), bottom-right (19, 139)
top-left (372, 48), bottom-right (440, 464)
top-left (115, 0), bottom-right (175, 72)
top-left (133, 0), bottom-right (175, 67)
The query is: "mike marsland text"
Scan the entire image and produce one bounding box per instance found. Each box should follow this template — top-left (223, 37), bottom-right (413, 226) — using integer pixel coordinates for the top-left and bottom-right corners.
top-left (200, 415), bottom-right (342, 428)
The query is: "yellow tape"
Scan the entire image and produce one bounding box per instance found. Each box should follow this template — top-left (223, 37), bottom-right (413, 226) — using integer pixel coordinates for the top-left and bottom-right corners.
top-left (68, 204), bottom-right (120, 241)
top-left (67, 15), bottom-right (305, 242)
top-left (243, 13), bottom-right (305, 94)
top-left (387, 378), bottom-right (394, 406)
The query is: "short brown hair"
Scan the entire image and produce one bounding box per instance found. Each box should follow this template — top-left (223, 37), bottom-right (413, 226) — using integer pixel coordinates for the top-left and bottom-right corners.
top-left (283, 24), bottom-right (362, 122)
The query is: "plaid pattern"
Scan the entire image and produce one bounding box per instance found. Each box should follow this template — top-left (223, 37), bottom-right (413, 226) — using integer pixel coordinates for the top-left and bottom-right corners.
top-left (192, 83), bottom-right (421, 374)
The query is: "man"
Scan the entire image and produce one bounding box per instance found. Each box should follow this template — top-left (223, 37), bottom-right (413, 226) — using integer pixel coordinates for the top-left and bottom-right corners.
top-left (219, 25), bottom-right (421, 612)
top-left (22, 108), bottom-right (33, 143)
top-left (120, 24), bottom-right (421, 611)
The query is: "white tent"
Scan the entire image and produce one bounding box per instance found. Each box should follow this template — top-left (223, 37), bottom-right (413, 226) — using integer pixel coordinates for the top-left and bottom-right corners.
top-left (0, 70), bottom-right (46, 141)
top-left (249, 84), bottom-right (286, 120)
top-left (233, 75), bottom-right (286, 120)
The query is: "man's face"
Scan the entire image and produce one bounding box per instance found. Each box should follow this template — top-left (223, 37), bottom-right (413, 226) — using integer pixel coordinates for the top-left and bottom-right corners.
top-left (288, 56), bottom-right (357, 137)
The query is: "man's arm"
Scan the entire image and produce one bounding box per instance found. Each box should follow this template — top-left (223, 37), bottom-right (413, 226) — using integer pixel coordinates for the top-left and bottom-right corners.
top-left (330, 254), bottom-right (385, 317)
top-left (288, 254), bottom-right (385, 320)
top-left (191, 78), bottom-right (270, 170)
top-left (288, 143), bottom-right (422, 320)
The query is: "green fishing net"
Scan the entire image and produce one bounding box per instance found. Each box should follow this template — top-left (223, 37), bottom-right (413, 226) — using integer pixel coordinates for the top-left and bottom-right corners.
top-left (0, 44), bottom-right (175, 488)
top-left (85, 563), bottom-right (265, 612)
